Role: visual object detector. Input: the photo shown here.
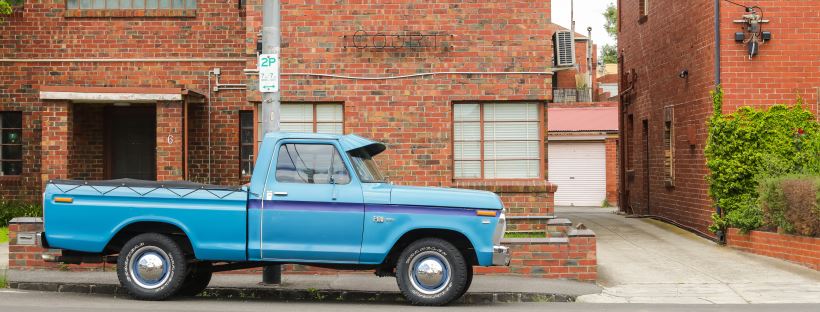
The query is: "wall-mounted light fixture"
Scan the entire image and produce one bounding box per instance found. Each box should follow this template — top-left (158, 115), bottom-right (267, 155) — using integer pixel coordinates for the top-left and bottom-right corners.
top-left (733, 6), bottom-right (771, 60)
top-left (678, 69), bottom-right (689, 79)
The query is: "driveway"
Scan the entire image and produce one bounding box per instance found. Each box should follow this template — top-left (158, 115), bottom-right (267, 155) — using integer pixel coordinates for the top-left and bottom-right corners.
top-left (557, 207), bottom-right (820, 304)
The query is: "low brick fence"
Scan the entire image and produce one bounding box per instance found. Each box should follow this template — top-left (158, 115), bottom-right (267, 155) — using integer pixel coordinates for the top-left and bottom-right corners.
top-left (726, 228), bottom-right (819, 271)
top-left (8, 217), bottom-right (596, 281)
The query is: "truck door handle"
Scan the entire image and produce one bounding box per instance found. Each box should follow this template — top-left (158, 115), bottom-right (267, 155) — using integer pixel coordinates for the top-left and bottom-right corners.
top-left (273, 192), bottom-right (288, 197)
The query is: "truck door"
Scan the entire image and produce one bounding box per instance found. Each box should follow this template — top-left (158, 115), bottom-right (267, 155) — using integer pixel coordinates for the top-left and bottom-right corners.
top-left (260, 141), bottom-right (364, 262)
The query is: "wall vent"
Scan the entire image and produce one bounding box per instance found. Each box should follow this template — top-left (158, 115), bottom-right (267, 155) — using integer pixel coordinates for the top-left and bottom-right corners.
top-left (554, 30), bottom-right (576, 67)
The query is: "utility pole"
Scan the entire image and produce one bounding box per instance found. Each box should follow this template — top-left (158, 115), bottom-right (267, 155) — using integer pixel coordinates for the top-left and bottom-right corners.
top-left (587, 27), bottom-right (594, 101)
top-left (261, 0), bottom-right (281, 134)
top-left (261, 0), bottom-right (282, 285)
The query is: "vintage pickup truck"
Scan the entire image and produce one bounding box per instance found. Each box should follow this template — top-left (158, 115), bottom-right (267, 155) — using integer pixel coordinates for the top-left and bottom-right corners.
top-left (39, 132), bottom-right (509, 306)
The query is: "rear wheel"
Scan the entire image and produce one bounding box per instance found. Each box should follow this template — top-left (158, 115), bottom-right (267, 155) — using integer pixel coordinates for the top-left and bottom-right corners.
top-left (117, 233), bottom-right (187, 300)
top-left (177, 262), bottom-right (213, 297)
top-left (395, 238), bottom-right (470, 306)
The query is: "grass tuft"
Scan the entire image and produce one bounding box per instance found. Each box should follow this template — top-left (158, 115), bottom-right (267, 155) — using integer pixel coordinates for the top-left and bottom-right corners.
top-left (0, 227), bottom-right (8, 244)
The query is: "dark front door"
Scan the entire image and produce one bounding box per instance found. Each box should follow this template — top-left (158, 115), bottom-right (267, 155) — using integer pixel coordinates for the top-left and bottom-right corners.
top-left (106, 106), bottom-right (156, 180)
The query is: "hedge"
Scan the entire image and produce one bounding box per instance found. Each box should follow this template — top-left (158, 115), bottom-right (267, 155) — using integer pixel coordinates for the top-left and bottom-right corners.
top-left (0, 200), bottom-right (42, 227)
top-left (705, 87), bottom-right (820, 233)
top-left (759, 175), bottom-right (820, 237)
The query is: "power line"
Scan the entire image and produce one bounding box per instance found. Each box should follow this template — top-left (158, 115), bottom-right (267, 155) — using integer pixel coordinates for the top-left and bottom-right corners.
top-left (722, 0), bottom-right (750, 9)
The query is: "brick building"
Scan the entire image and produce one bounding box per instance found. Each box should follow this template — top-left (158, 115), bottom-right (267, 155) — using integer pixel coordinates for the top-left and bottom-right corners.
top-left (618, 0), bottom-right (820, 235)
top-left (0, 1), bottom-right (606, 228)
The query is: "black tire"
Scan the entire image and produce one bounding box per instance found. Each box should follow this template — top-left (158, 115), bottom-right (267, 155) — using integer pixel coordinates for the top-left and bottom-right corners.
top-left (177, 262), bottom-right (213, 297)
top-left (117, 233), bottom-right (188, 300)
top-left (456, 266), bottom-right (474, 300)
top-left (395, 238), bottom-right (470, 306)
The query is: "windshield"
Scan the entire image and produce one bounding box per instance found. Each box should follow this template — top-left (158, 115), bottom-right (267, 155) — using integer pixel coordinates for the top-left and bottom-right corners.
top-left (348, 149), bottom-right (386, 183)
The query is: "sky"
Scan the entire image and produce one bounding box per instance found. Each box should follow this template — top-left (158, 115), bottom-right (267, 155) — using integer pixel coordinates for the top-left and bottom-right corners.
top-left (552, 0), bottom-right (617, 58)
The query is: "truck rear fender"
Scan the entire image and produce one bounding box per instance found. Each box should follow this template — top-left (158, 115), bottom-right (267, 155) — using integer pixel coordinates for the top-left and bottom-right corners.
top-left (105, 218), bottom-right (197, 257)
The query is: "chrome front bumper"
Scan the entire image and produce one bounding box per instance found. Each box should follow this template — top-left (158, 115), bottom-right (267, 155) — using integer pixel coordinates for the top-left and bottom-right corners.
top-left (492, 245), bottom-right (511, 266)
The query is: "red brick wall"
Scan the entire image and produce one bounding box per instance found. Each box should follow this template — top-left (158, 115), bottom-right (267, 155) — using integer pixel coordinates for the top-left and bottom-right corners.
top-left (605, 137), bottom-right (619, 206)
top-left (2, 1), bottom-right (559, 210)
top-left (726, 228), bottom-right (820, 271)
top-left (620, 0), bottom-right (820, 236)
top-left (156, 102), bottom-right (185, 181)
top-left (619, 0), bottom-right (729, 234)
top-left (69, 105), bottom-right (105, 181)
top-left (8, 219), bottom-right (597, 282)
top-left (719, 1), bottom-right (820, 115)
top-left (0, 1), bottom-right (248, 199)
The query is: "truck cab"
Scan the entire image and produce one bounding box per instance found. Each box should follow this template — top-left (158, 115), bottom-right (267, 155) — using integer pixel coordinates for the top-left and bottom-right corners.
top-left (41, 132), bottom-right (509, 306)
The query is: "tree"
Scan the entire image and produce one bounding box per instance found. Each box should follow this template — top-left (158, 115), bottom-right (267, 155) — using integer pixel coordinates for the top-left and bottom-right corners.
top-left (603, 2), bottom-right (618, 39)
top-left (0, 1), bottom-right (12, 16)
top-left (601, 2), bottom-right (618, 64)
top-left (601, 44), bottom-right (618, 64)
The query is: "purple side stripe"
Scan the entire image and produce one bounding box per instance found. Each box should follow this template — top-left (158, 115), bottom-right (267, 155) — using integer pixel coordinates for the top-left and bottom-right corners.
top-left (248, 199), bottom-right (498, 217)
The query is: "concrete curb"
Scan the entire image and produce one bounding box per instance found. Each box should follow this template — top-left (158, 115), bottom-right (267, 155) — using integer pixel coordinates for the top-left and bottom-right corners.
top-left (7, 281), bottom-right (576, 304)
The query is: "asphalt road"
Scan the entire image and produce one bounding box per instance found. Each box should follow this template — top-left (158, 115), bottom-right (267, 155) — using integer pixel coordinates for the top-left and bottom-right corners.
top-left (1, 289), bottom-right (818, 312)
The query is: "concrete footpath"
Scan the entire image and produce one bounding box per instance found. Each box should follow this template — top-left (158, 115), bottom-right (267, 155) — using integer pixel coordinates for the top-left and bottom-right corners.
top-left (559, 207), bottom-right (820, 304)
top-left (5, 270), bottom-right (601, 303)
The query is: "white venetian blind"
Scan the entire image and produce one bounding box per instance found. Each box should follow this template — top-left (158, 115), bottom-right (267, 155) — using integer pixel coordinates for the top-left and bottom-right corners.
top-left (454, 103), bottom-right (541, 179)
top-left (280, 103), bottom-right (343, 134)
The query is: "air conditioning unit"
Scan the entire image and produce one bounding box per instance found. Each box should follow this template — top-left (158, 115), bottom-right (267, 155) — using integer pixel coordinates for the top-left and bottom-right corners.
top-left (553, 30), bottom-right (576, 67)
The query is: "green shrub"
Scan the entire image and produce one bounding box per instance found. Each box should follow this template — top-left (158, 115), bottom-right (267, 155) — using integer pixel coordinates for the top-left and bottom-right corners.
top-left (0, 200), bottom-right (43, 227)
top-left (759, 175), bottom-right (820, 237)
top-left (706, 87), bottom-right (820, 233)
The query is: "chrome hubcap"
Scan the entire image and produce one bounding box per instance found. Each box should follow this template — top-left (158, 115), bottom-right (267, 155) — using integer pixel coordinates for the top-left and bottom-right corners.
top-left (129, 246), bottom-right (171, 289)
top-left (409, 251), bottom-right (451, 295)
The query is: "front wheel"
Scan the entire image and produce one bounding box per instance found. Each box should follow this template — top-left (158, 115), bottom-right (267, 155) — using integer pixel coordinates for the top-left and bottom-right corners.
top-left (395, 238), bottom-right (470, 306)
top-left (117, 233), bottom-right (188, 300)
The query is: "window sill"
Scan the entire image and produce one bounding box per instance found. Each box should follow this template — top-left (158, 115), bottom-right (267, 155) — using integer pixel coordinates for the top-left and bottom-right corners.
top-left (64, 9), bottom-right (197, 18)
top-left (453, 179), bottom-right (557, 193)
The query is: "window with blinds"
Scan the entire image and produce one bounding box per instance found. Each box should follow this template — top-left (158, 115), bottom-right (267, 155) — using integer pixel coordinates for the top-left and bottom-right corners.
top-left (453, 103), bottom-right (542, 179)
top-left (66, 0), bottom-right (196, 9)
top-left (280, 103), bottom-right (344, 134)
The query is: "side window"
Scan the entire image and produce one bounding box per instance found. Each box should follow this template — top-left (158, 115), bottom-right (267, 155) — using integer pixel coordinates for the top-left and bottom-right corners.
top-left (275, 144), bottom-right (351, 184)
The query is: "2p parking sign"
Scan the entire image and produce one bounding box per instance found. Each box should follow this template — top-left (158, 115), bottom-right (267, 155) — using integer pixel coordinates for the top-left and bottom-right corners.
top-left (258, 53), bottom-right (280, 93)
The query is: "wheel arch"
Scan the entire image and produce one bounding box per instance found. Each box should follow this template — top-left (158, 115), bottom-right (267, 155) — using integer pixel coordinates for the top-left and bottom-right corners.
top-left (105, 220), bottom-right (196, 258)
top-left (382, 228), bottom-right (479, 270)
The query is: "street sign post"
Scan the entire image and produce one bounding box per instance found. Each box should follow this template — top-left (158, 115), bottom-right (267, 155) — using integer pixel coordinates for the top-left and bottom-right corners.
top-left (258, 53), bottom-right (280, 93)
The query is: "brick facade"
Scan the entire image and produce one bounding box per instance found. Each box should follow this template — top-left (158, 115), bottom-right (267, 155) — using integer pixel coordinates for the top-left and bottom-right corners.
top-left (619, 0), bottom-right (820, 236)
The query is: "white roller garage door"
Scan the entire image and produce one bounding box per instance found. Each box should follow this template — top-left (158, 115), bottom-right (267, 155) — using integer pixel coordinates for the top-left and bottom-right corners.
top-left (548, 142), bottom-right (606, 207)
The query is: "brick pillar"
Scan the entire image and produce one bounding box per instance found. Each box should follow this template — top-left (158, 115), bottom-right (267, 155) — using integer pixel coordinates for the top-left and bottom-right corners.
top-left (156, 101), bottom-right (184, 181)
top-left (40, 101), bottom-right (72, 185)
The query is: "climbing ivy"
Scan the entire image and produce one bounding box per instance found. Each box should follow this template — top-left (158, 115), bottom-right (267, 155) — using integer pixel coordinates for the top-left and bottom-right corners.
top-left (705, 87), bottom-right (820, 233)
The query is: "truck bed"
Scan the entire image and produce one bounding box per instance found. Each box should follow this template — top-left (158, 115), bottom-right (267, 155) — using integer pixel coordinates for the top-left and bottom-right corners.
top-left (43, 179), bottom-right (249, 261)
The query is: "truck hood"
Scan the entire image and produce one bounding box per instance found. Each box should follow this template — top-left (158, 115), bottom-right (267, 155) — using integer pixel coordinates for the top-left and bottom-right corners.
top-left (389, 185), bottom-right (504, 210)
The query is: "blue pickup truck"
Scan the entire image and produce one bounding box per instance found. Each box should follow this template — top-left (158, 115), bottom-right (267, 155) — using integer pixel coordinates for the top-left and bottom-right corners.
top-left (39, 132), bottom-right (509, 306)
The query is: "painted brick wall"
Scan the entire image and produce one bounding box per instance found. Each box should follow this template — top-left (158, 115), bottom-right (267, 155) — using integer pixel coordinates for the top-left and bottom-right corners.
top-left (620, 0), bottom-right (820, 235)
